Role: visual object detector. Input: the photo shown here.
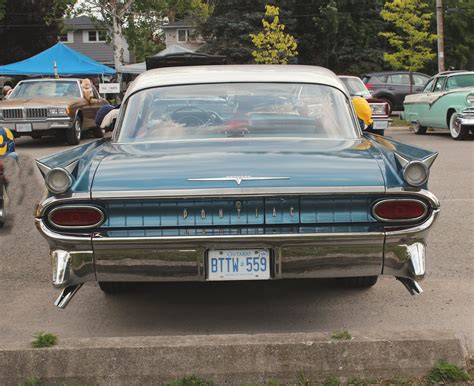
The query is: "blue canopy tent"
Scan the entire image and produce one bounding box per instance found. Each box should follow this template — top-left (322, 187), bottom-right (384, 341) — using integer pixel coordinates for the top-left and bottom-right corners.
top-left (0, 42), bottom-right (115, 76)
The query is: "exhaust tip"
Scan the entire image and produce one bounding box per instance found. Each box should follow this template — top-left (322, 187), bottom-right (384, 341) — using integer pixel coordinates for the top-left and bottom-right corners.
top-left (54, 284), bottom-right (82, 309)
top-left (397, 277), bottom-right (423, 296)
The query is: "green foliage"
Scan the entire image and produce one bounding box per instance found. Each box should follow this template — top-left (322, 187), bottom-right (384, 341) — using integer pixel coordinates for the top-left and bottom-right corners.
top-left (323, 375), bottom-right (339, 386)
top-left (198, 0), bottom-right (269, 63)
top-left (169, 375), bottom-right (213, 386)
top-left (77, 0), bottom-right (211, 64)
top-left (21, 377), bottom-right (43, 386)
top-left (266, 380), bottom-right (280, 386)
top-left (0, 0), bottom-right (74, 65)
top-left (31, 332), bottom-right (58, 348)
top-left (427, 359), bottom-right (471, 383)
top-left (249, 4), bottom-right (298, 64)
top-left (442, 0), bottom-right (474, 70)
top-left (331, 330), bottom-right (352, 340)
top-left (379, 0), bottom-right (437, 72)
top-left (296, 370), bottom-right (311, 386)
top-left (347, 377), bottom-right (378, 385)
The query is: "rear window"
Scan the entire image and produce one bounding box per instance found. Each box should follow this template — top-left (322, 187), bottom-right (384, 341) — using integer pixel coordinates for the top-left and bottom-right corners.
top-left (363, 74), bottom-right (387, 84)
top-left (339, 77), bottom-right (371, 98)
top-left (388, 74), bottom-right (410, 85)
top-left (116, 82), bottom-right (358, 143)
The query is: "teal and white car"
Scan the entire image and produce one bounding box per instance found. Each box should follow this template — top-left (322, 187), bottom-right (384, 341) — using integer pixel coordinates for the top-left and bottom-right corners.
top-left (402, 71), bottom-right (474, 140)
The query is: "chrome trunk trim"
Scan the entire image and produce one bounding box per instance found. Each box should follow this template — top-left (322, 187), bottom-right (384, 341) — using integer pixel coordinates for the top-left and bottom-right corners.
top-left (91, 186), bottom-right (386, 200)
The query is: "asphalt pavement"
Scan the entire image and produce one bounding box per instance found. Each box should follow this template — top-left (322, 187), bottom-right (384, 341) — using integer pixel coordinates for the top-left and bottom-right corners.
top-left (0, 128), bottom-right (472, 357)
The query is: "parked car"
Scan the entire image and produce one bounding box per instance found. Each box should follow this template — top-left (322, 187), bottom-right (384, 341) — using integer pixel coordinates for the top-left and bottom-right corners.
top-left (362, 71), bottom-right (431, 114)
top-left (0, 78), bottom-right (109, 145)
top-left (402, 71), bottom-right (474, 140)
top-left (34, 65), bottom-right (440, 308)
top-left (339, 75), bottom-right (390, 135)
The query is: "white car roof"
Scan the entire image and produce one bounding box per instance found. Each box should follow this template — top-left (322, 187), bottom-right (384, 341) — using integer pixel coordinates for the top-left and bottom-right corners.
top-left (125, 65), bottom-right (348, 100)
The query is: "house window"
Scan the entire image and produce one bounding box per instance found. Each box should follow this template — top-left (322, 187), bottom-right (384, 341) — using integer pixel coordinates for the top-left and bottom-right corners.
top-left (177, 29), bottom-right (188, 43)
top-left (88, 30), bottom-right (97, 42)
top-left (84, 30), bottom-right (106, 43)
top-left (58, 31), bottom-right (74, 43)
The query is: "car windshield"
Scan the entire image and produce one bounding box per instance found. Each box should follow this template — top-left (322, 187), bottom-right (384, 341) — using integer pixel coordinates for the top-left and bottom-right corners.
top-left (446, 74), bottom-right (474, 90)
top-left (339, 77), bottom-right (371, 98)
top-left (117, 82), bottom-right (358, 142)
top-left (10, 81), bottom-right (81, 98)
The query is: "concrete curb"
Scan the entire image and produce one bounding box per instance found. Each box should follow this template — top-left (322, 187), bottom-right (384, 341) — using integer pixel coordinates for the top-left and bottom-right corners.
top-left (0, 330), bottom-right (466, 385)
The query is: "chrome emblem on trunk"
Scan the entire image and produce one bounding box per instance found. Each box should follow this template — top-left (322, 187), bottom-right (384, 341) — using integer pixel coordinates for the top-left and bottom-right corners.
top-left (187, 176), bottom-right (290, 185)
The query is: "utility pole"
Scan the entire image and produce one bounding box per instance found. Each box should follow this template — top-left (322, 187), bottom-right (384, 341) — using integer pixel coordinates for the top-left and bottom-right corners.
top-left (436, 0), bottom-right (445, 72)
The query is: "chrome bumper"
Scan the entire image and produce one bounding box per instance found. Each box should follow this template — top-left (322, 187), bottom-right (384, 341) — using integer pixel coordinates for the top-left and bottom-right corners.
top-left (35, 209), bottom-right (439, 289)
top-left (458, 116), bottom-right (474, 126)
top-left (0, 118), bottom-right (73, 133)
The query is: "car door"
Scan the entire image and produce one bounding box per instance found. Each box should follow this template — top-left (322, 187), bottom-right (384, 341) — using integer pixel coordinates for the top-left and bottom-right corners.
top-left (426, 76), bottom-right (447, 127)
top-left (412, 74), bottom-right (430, 93)
top-left (387, 73), bottom-right (411, 108)
top-left (81, 86), bottom-right (107, 128)
top-left (404, 78), bottom-right (434, 125)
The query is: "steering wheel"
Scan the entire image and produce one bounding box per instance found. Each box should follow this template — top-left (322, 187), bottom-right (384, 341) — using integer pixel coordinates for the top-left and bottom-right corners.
top-left (169, 106), bottom-right (223, 127)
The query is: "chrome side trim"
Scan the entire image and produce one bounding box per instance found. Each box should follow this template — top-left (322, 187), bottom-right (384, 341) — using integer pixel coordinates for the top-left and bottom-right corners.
top-left (35, 192), bottom-right (92, 217)
top-left (372, 198), bottom-right (428, 223)
top-left (47, 205), bottom-right (105, 230)
top-left (91, 186), bottom-right (386, 199)
top-left (385, 188), bottom-right (440, 209)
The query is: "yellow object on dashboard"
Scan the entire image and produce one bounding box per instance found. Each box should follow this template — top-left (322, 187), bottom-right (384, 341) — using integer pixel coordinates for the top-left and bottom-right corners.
top-left (352, 96), bottom-right (373, 126)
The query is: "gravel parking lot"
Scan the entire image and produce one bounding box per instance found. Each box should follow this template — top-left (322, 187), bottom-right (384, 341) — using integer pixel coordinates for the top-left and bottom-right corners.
top-left (0, 128), bottom-right (472, 357)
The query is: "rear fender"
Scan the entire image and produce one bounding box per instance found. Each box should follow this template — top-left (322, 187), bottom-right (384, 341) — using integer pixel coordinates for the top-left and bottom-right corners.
top-left (365, 133), bottom-right (438, 190)
top-left (36, 139), bottom-right (106, 195)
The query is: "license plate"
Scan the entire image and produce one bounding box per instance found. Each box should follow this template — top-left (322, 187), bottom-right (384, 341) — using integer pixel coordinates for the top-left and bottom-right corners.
top-left (373, 120), bottom-right (389, 130)
top-left (16, 123), bottom-right (32, 132)
top-left (207, 249), bottom-right (270, 281)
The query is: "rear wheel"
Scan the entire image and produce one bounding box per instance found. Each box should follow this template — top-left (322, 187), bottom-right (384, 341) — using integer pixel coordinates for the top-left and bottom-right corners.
top-left (413, 121), bottom-right (427, 135)
top-left (449, 112), bottom-right (469, 140)
top-left (66, 116), bottom-right (82, 145)
top-left (337, 276), bottom-right (378, 288)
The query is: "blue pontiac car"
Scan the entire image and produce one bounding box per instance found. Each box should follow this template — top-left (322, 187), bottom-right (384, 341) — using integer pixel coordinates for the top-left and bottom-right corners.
top-left (35, 65), bottom-right (440, 308)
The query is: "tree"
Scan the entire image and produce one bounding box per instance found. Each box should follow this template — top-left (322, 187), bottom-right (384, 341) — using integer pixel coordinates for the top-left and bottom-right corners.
top-left (0, 0), bottom-right (74, 65)
top-left (249, 4), bottom-right (297, 64)
top-left (77, 0), bottom-right (212, 67)
top-left (437, 0), bottom-right (474, 70)
top-left (198, 0), bottom-right (268, 64)
top-left (76, 0), bottom-right (135, 71)
top-left (379, 0), bottom-right (437, 72)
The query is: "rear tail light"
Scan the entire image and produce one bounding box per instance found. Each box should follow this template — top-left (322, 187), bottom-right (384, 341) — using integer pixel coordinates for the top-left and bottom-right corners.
top-left (365, 83), bottom-right (374, 89)
top-left (373, 199), bottom-right (427, 221)
top-left (48, 206), bottom-right (105, 228)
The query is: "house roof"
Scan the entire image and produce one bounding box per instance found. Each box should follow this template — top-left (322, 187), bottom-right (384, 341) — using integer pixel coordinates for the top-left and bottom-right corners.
top-left (64, 15), bottom-right (98, 30)
top-left (162, 20), bottom-right (195, 29)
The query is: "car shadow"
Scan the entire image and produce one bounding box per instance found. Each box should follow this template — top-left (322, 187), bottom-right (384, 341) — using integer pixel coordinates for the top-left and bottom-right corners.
top-left (85, 279), bottom-right (380, 335)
